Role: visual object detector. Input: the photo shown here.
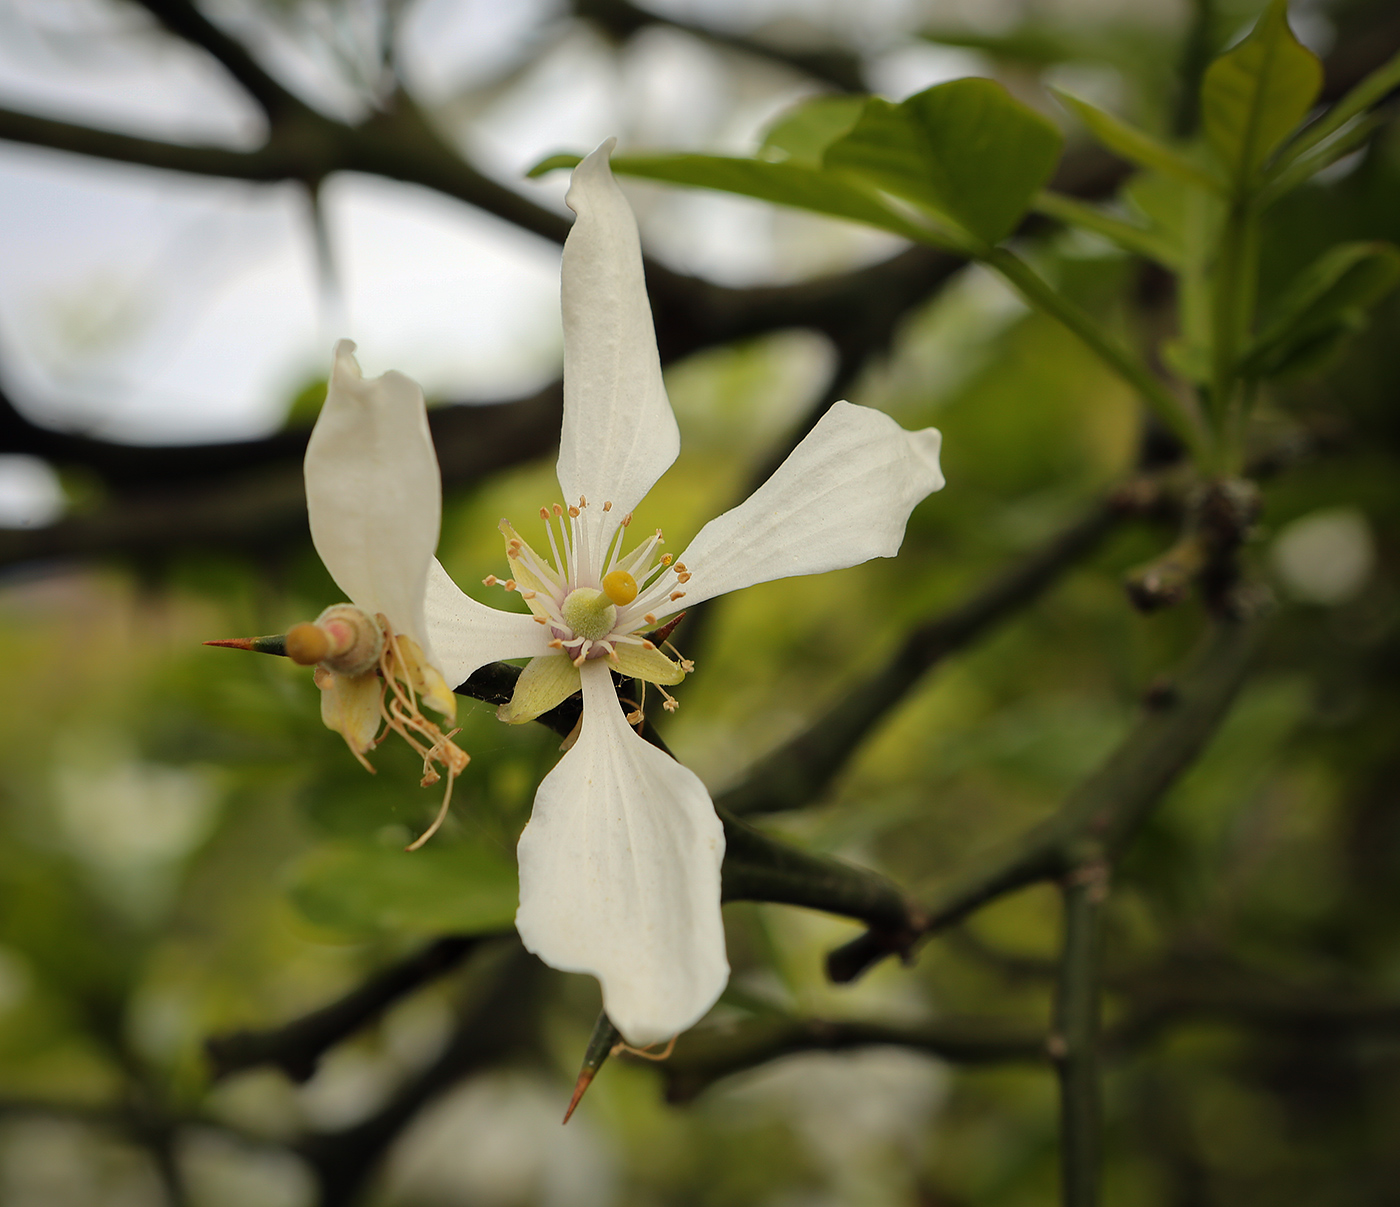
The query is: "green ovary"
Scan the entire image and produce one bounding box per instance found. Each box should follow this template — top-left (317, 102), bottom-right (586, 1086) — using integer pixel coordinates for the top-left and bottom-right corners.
top-left (561, 588), bottom-right (618, 641)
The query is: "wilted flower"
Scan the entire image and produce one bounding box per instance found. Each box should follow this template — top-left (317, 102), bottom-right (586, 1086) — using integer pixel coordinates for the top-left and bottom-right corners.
top-left (290, 343), bottom-right (469, 849)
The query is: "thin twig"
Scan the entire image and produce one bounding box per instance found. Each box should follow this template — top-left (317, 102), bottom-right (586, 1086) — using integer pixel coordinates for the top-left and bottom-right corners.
top-left (719, 486), bottom-right (1143, 818)
top-left (663, 1015), bottom-right (1047, 1103)
top-left (1052, 869), bottom-right (1107, 1207)
top-left (205, 935), bottom-right (493, 1083)
top-left (826, 611), bottom-right (1265, 983)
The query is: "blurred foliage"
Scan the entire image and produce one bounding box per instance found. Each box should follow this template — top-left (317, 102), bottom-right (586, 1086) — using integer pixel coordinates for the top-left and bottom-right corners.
top-left (1, 0), bottom-right (1400, 1205)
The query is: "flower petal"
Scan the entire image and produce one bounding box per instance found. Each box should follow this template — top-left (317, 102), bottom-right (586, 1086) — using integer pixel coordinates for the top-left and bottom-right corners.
top-left (498, 654), bottom-right (582, 724)
top-left (305, 341), bottom-right (440, 656)
top-left (557, 141), bottom-right (680, 531)
top-left (422, 559), bottom-right (552, 689)
top-left (673, 401), bottom-right (944, 608)
top-left (515, 659), bottom-right (727, 1046)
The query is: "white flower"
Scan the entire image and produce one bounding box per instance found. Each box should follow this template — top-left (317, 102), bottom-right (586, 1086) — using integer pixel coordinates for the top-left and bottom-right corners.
top-left (419, 141), bottom-right (946, 1046)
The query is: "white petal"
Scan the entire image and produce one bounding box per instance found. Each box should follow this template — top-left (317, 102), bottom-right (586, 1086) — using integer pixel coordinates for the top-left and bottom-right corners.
top-left (515, 659), bottom-right (727, 1046)
top-left (558, 140), bottom-right (680, 538)
top-left (673, 402), bottom-right (944, 608)
top-left (305, 341), bottom-right (440, 655)
top-left (422, 559), bottom-right (552, 688)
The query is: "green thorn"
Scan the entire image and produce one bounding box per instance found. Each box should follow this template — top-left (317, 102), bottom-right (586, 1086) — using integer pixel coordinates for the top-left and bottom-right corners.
top-left (563, 1011), bottom-right (622, 1124)
top-left (204, 634), bottom-right (288, 657)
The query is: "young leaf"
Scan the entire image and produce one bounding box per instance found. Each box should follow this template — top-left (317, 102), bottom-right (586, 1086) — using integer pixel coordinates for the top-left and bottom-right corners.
top-left (1034, 190), bottom-right (1182, 267)
top-left (824, 78), bottom-right (1063, 246)
top-left (1274, 47), bottom-right (1400, 170)
top-left (528, 152), bottom-right (583, 178)
top-left (1051, 88), bottom-right (1221, 192)
top-left (528, 149), bottom-right (944, 245)
top-left (1241, 241), bottom-right (1400, 378)
top-left (1201, 0), bottom-right (1322, 191)
top-left (760, 94), bottom-right (866, 166)
top-left (615, 153), bottom-right (947, 244)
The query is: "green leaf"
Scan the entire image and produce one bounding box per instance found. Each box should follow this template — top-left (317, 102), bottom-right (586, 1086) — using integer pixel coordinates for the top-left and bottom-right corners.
top-left (289, 837), bottom-right (519, 937)
top-left (1241, 241), bottom-right (1400, 378)
top-left (1274, 47), bottom-right (1400, 170)
top-left (823, 78), bottom-right (1063, 246)
top-left (1033, 190), bottom-right (1182, 268)
top-left (1200, 0), bottom-right (1322, 190)
top-left (605, 153), bottom-right (945, 245)
top-left (1051, 89), bottom-right (1220, 192)
top-left (759, 94), bottom-right (866, 166)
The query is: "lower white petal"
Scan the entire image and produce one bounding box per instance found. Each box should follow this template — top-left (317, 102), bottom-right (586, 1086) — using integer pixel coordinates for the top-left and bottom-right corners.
top-left (674, 401), bottom-right (944, 608)
top-left (423, 559), bottom-right (552, 688)
top-left (515, 659), bottom-right (728, 1046)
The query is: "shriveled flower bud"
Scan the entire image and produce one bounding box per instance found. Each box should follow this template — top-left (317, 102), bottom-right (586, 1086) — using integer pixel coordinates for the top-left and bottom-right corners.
top-left (285, 604), bottom-right (384, 676)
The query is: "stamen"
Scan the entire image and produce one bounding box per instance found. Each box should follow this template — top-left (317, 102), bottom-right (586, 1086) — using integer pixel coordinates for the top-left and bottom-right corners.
top-left (579, 495), bottom-right (587, 508)
top-left (548, 639), bottom-right (565, 649)
top-left (368, 618), bottom-right (470, 847)
top-left (533, 616), bottom-right (548, 624)
top-left (660, 554), bottom-right (673, 566)
top-left (621, 513), bottom-right (632, 527)
top-left (521, 589), bottom-right (536, 600)
top-left (670, 591), bottom-right (686, 601)
top-left (644, 614), bottom-right (656, 624)
top-left (568, 506), bottom-right (580, 518)
top-left (483, 575), bottom-right (498, 587)
top-left (603, 501), bottom-right (612, 512)
top-left (503, 579), bottom-right (516, 591)
top-left (543, 510), bottom-right (567, 581)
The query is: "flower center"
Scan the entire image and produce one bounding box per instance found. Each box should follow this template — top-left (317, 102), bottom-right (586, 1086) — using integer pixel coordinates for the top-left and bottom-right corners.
top-left (561, 587), bottom-right (617, 641)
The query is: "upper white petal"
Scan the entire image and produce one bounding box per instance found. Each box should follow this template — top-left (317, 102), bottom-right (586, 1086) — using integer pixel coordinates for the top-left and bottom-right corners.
top-left (515, 659), bottom-right (728, 1046)
top-left (422, 559), bottom-right (553, 688)
top-left (557, 139), bottom-right (680, 550)
top-left (305, 341), bottom-right (440, 655)
top-left (673, 401), bottom-right (944, 609)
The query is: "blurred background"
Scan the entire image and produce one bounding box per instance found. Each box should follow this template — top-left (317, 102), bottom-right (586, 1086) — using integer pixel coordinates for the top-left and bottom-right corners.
top-left (1, 0), bottom-right (1399, 1204)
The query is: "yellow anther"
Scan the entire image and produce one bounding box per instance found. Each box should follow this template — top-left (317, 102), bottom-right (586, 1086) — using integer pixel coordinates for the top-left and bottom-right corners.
top-left (603, 569), bottom-right (639, 606)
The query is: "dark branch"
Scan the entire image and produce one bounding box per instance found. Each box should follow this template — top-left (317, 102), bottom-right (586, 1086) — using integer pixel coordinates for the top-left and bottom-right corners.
top-left (297, 938), bottom-right (543, 1207)
top-left (1053, 873), bottom-right (1106, 1207)
top-left (131, 0), bottom-right (312, 122)
top-left (718, 484), bottom-right (1146, 818)
top-left (663, 1015), bottom-right (1047, 1102)
top-left (205, 934), bottom-right (495, 1083)
top-left (576, 0), bottom-right (867, 92)
top-left (0, 381), bottom-right (563, 569)
top-left (827, 610), bottom-right (1266, 983)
